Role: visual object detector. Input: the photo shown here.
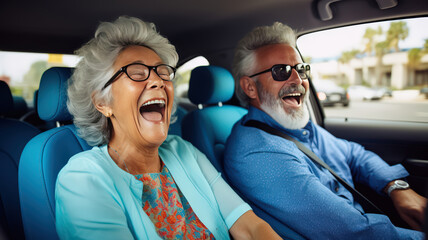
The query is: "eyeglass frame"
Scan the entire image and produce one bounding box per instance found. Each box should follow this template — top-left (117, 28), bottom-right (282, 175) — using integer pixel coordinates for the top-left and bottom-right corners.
top-left (248, 63), bottom-right (310, 81)
top-left (102, 62), bottom-right (177, 90)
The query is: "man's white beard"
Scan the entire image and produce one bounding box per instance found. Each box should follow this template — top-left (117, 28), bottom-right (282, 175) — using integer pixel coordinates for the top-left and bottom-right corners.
top-left (257, 82), bottom-right (310, 130)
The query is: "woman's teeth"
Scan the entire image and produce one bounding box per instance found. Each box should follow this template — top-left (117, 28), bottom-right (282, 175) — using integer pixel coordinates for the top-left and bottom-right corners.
top-left (142, 99), bottom-right (165, 107)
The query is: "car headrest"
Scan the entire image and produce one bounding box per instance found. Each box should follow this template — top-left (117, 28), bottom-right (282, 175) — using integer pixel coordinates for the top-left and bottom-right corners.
top-left (33, 90), bottom-right (39, 113)
top-left (0, 81), bottom-right (13, 115)
top-left (188, 66), bottom-right (235, 105)
top-left (37, 67), bottom-right (73, 122)
top-left (11, 96), bottom-right (29, 117)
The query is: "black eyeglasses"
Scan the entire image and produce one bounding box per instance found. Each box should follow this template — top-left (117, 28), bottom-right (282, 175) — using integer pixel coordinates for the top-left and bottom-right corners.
top-left (102, 63), bottom-right (176, 90)
top-left (249, 63), bottom-right (310, 81)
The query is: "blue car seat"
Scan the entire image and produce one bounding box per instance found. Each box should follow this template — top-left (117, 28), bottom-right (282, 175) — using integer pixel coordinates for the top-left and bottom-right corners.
top-left (181, 66), bottom-right (247, 173)
top-left (168, 104), bottom-right (187, 137)
top-left (8, 96), bottom-right (29, 119)
top-left (0, 81), bottom-right (40, 240)
top-left (18, 67), bottom-right (91, 240)
top-left (20, 90), bottom-right (57, 131)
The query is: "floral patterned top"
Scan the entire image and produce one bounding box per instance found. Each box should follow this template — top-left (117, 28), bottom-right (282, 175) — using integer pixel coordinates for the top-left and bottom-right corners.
top-left (135, 164), bottom-right (215, 239)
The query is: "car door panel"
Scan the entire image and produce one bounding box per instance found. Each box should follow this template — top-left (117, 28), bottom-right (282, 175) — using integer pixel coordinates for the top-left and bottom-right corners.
top-left (323, 117), bottom-right (428, 227)
top-left (324, 118), bottom-right (428, 177)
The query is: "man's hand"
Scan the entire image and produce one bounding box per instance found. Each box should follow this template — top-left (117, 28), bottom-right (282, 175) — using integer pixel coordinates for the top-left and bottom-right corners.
top-left (389, 188), bottom-right (427, 231)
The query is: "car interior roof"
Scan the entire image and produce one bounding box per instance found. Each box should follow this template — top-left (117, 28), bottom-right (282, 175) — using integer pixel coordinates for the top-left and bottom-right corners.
top-left (1, 0), bottom-right (427, 68)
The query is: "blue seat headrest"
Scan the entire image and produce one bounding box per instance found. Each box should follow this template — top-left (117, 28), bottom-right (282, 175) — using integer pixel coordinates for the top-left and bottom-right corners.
top-left (0, 81), bottom-right (13, 115)
top-left (33, 90), bottom-right (39, 113)
top-left (188, 66), bottom-right (235, 105)
top-left (37, 67), bottom-right (73, 122)
top-left (11, 96), bottom-right (29, 117)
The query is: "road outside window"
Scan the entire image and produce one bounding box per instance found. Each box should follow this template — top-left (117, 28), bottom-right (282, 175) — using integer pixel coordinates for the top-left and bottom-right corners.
top-left (297, 17), bottom-right (428, 123)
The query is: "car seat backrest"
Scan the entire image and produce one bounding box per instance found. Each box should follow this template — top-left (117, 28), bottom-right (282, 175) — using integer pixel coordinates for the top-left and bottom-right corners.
top-left (0, 81), bottom-right (40, 240)
top-left (0, 81), bottom-right (13, 115)
top-left (168, 105), bottom-right (187, 136)
top-left (182, 66), bottom-right (247, 173)
top-left (19, 67), bottom-right (91, 240)
top-left (9, 96), bottom-right (29, 119)
top-left (20, 90), bottom-right (57, 131)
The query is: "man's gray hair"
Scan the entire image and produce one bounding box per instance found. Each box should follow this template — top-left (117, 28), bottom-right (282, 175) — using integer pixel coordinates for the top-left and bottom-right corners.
top-left (67, 16), bottom-right (179, 146)
top-left (232, 22), bottom-right (297, 108)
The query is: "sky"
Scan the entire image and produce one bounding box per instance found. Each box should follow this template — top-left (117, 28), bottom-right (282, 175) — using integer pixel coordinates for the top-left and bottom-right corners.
top-left (297, 17), bottom-right (428, 60)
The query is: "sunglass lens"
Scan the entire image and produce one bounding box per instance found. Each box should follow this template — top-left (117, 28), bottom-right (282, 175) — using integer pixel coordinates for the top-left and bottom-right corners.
top-left (295, 63), bottom-right (310, 79)
top-left (272, 65), bottom-right (292, 81)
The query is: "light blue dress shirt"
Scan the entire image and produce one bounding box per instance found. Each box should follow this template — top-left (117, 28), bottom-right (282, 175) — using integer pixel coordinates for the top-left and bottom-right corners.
top-left (56, 135), bottom-right (251, 239)
top-left (224, 106), bottom-right (423, 239)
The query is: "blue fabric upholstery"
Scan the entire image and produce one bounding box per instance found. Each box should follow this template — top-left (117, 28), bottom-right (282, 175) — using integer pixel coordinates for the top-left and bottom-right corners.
top-left (9, 96), bottom-right (29, 118)
top-left (0, 81), bottom-right (40, 240)
top-left (168, 106), bottom-right (187, 136)
top-left (20, 90), bottom-right (57, 131)
top-left (182, 66), bottom-right (247, 173)
top-left (37, 67), bottom-right (73, 122)
top-left (19, 126), bottom-right (90, 240)
top-left (0, 81), bottom-right (13, 115)
top-left (19, 67), bottom-right (90, 240)
top-left (188, 66), bottom-right (235, 105)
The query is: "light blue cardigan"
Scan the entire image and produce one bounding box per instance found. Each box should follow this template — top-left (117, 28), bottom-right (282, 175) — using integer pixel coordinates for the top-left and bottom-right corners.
top-left (55, 135), bottom-right (251, 239)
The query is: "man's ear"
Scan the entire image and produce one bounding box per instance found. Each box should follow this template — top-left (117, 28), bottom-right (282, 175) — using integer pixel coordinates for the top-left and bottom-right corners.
top-left (92, 93), bottom-right (113, 118)
top-left (240, 76), bottom-right (258, 100)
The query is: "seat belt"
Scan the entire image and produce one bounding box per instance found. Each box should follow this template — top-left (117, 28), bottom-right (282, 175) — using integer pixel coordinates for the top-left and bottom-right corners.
top-left (245, 119), bottom-right (384, 214)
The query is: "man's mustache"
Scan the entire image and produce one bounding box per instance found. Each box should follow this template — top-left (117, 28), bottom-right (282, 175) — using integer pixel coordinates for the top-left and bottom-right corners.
top-left (278, 84), bottom-right (306, 98)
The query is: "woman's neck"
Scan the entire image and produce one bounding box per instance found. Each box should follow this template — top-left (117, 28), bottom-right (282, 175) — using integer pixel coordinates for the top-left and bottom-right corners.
top-left (107, 138), bottom-right (162, 174)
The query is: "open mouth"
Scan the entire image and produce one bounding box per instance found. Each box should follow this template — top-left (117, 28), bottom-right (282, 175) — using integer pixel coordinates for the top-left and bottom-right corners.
top-left (139, 99), bottom-right (166, 122)
top-left (282, 93), bottom-right (302, 106)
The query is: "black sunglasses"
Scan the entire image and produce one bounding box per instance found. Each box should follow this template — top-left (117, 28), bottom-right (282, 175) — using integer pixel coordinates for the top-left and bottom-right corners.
top-left (249, 63), bottom-right (310, 81)
top-left (102, 62), bottom-right (176, 90)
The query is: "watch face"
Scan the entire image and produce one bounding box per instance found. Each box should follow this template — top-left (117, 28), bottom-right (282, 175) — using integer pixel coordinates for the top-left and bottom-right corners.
top-left (395, 180), bottom-right (409, 188)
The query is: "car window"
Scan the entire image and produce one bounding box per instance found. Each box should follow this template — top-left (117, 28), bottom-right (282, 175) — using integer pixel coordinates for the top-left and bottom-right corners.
top-left (297, 17), bottom-right (428, 123)
top-left (0, 51), bottom-right (79, 107)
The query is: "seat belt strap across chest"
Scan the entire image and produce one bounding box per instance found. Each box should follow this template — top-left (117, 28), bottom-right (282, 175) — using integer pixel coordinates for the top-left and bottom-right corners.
top-left (244, 119), bottom-right (383, 214)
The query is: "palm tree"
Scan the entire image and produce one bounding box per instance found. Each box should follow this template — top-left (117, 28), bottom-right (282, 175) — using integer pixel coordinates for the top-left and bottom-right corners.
top-left (386, 21), bottom-right (409, 52)
top-left (423, 39), bottom-right (428, 53)
top-left (363, 26), bottom-right (382, 56)
top-left (407, 39), bottom-right (428, 86)
top-left (408, 48), bottom-right (422, 68)
top-left (372, 41), bottom-right (390, 86)
top-left (339, 49), bottom-right (359, 63)
top-left (407, 39), bottom-right (428, 69)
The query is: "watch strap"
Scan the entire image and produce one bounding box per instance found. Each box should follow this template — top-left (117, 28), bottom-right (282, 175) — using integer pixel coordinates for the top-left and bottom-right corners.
top-left (387, 180), bottom-right (409, 197)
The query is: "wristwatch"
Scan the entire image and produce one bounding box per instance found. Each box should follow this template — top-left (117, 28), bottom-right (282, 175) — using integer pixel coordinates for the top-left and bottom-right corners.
top-left (387, 180), bottom-right (409, 197)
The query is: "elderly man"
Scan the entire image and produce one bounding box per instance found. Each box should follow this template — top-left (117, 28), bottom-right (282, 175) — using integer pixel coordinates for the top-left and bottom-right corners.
top-left (224, 22), bottom-right (426, 239)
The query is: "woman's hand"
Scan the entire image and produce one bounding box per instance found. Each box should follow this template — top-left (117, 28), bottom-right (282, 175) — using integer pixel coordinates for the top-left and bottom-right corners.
top-left (229, 210), bottom-right (282, 240)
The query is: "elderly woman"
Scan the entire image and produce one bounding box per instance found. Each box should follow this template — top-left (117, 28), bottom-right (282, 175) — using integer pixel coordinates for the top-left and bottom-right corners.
top-left (55, 16), bottom-right (281, 240)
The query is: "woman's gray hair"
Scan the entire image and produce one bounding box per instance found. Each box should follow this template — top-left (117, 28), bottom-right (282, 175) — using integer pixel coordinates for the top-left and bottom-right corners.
top-left (67, 16), bottom-right (179, 146)
top-left (232, 22), bottom-right (296, 108)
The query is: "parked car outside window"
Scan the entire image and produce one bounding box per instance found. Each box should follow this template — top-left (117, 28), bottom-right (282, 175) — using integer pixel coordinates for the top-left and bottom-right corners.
top-left (313, 79), bottom-right (350, 107)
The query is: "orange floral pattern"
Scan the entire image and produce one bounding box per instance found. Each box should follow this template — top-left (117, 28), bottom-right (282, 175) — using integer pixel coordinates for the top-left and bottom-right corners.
top-left (135, 164), bottom-right (215, 239)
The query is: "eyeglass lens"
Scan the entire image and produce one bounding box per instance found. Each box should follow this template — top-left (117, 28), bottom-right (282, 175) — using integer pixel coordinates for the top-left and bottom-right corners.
top-left (126, 64), bottom-right (175, 81)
